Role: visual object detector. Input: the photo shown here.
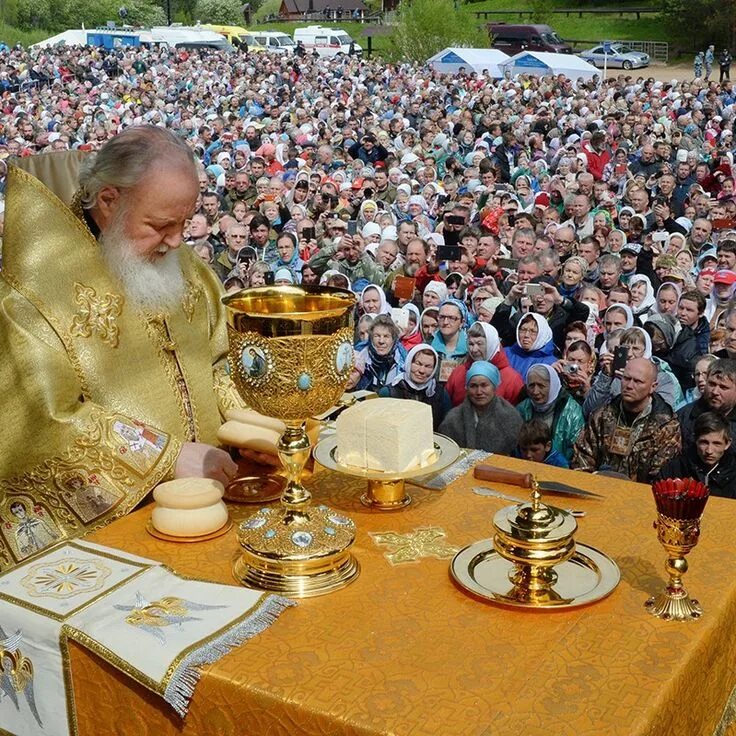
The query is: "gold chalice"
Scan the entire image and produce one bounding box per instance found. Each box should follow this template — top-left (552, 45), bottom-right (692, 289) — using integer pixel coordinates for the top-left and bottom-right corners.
top-left (645, 478), bottom-right (710, 622)
top-left (223, 285), bottom-right (360, 597)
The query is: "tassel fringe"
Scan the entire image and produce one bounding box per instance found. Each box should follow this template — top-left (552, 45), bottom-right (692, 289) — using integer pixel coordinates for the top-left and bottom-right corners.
top-left (163, 594), bottom-right (296, 717)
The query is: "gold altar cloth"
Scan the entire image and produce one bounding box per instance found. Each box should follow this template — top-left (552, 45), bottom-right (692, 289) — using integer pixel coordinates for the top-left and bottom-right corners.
top-left (70, 456), bottom-right (736, 736)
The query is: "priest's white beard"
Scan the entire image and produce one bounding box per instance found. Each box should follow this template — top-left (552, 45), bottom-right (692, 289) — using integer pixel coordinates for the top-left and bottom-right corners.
top-left (99, 210), bottom-right (185, 314)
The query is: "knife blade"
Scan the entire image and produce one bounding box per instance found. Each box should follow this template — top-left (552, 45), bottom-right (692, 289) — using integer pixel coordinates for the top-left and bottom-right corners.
top-left (472, 487), bottom-right (586, 517)
top-left (473, 465), bottom-right (603, 499)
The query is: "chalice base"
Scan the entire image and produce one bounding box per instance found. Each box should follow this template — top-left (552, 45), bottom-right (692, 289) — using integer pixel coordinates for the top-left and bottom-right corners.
top-left (233, 504), bottom-right (360, 598)
top-left (645, 588), bottom-right (703, 621)
top-left (361, 479), bottom-right (411, 510)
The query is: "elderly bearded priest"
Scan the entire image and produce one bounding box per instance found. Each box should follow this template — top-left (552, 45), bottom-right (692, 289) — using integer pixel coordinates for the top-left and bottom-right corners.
top-left (0, 126), bottom-right (244, 571)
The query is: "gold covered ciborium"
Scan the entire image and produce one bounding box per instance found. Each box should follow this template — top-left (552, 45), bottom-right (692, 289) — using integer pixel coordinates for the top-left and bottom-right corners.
top-left (645, 477), bottom-right (710, 622)
top-left (492, 482), bottom-right (578, 605)
top-left (223, 285), bottom-right (360, 597)
top-left (451, 478), bottom-right (620, 609)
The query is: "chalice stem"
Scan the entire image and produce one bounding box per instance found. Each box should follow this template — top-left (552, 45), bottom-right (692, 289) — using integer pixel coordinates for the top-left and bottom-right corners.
top-left (278, 422), bottom-right (312, 507)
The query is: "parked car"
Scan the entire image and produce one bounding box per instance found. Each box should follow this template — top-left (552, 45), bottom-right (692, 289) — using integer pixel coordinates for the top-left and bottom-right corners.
top-left (248, 31), bottom-right (296, 55)
top-left (488, 24), bottom-right (572, 55)
top-left (579, 43), bottom-right (649, 70)
top-left (293, 26), bottom-right (361, 57)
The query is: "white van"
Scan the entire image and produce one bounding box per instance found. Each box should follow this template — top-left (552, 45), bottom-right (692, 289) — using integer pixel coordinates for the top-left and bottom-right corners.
top-left (248, 31), bottom-right (296, 55)
top-left (151, 25), bottom-right (234, 51)
top-left (293, 26), bottom-right (362, 57)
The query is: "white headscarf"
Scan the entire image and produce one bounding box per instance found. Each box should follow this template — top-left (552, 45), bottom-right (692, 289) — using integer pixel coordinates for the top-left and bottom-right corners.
top-left (401, 303), bottom-right (420, 337)
top-left (470, 321), bottom-right (501, 360)
top-left (625, 326), bottom-right (653, 359)
top-left (604, 304), bottom-right (634, 332)
top-left (526, 363), bottom-right (562, 412)
top-left (395, 344), bottom-right (439, 396)
top-left (360, 284), bottom-right (391, 315)
top-left (424, 280), bottom-right (449, 303)
top-left (629, 274), bottom-right (656, 318)
top-left (516, 313), bottom-right (554, 352)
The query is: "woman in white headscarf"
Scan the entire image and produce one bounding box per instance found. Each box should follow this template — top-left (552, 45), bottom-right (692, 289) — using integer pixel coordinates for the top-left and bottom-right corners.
top-left (629, 274), bottom-right (656, 321)
top-left (516, 363), bottom-right (585, 462)
top-left (380, 344), bottom-right (451, 430)
top-left (446, 321), bottom-right (524, 406)
top-left (422, 280), bottom-right (449, 308)
top-left (398, 303), bottom-right (422, 351)
top-left (504, 313), bottom-right (557, 381)
top-left (360, 284), bottom-right (391, 315)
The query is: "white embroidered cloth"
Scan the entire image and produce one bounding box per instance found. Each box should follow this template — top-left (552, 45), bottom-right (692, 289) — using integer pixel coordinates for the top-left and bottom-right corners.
top-left (0, 540), bottom-right (294, 736)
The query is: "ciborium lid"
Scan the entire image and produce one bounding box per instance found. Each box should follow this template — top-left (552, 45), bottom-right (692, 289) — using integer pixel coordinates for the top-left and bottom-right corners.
top-left (493, 487), bottom-right (578, 544)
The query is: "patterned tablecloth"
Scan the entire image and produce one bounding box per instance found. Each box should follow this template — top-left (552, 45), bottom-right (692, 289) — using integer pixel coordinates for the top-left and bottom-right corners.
top-left (73, 455), bottom-right (736, 736)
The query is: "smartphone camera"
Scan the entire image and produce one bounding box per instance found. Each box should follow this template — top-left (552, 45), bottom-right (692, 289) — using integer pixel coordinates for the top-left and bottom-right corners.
top-left (264, 272), bottom-right (275, 286)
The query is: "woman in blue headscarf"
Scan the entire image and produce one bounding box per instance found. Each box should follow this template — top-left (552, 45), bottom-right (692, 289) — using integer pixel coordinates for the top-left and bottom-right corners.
top-left (380, 344), bottom-right (451, 430)
top-left (438, 361), bottom-right (523, 455)
top-left (431, 298), bottom-right (469, 381)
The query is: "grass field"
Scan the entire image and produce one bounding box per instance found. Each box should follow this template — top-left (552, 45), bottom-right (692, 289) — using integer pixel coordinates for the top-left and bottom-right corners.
top-left (464, 0), bottom-right (666, 44)
top-left (0, 22), bottom-right (49, 47)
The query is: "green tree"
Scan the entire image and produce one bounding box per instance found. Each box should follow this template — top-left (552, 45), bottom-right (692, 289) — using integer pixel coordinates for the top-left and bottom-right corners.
top-left (1, 0), bottom-right (20, 26)
top-left (15, 0), bottom-right (53, 29)
top-left (15, 0), bottom-right (166, 30)
top-left (391, 0), bottom-right (486, 62)
top-left (662, 0), bottom-right (736, 51)
top-left (193, 0), bottom-right (243, 24)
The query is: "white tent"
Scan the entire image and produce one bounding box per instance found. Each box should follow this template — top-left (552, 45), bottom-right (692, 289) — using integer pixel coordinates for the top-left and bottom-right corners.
top-left (500, 51), bottom-right (598, 81)
top-left (427, 48), bottom-right (509, 78)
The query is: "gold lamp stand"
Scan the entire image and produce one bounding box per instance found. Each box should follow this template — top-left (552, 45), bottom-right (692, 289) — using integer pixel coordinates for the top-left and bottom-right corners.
top-left (644, 516), bottom-right (702, 621)
top-left (224, 286), bottom-right (361, 597)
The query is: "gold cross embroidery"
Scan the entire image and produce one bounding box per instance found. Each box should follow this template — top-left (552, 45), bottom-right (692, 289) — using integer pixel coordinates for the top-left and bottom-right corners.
top-left (70, 283), bottom-right (123, 348)
top-left (369, 527), bottom-right (460, 565)
top-left (181, 280), bottom-right (202, 323)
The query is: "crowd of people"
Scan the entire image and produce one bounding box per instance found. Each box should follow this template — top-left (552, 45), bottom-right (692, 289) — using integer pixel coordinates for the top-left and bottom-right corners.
top-left (1, 39), bottom-right (736, 495)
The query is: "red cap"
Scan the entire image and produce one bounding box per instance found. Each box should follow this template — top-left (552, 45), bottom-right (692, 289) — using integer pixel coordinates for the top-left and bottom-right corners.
top-left (714, 269), bottom-right (736, 285)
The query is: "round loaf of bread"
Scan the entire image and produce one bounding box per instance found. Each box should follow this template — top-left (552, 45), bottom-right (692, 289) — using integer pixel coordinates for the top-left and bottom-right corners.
top-left (225, 409), bottom-right (286, 434)
top-left (151, 501), bottom-right (228, 537)
top-left (153, 478), bottom-right (224, 510)
top-left (217, 421), bottom-right (282, 454)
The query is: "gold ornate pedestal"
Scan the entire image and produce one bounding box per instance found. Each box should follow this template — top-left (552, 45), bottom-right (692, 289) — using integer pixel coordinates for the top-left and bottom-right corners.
top-left (223, 286), bottom-right (360, 597)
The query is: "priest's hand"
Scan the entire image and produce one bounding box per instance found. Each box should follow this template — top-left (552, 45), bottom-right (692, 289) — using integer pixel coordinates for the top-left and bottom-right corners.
top-left (175, 442), bottom-right (239, 486)
top-left (239, 448), bottom-right (282, 467)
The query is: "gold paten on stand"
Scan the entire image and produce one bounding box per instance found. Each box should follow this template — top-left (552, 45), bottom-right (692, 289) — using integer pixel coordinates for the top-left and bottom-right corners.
top-left (224, 286), bottom-right (360, 598)
top-left (312, 434), bottom-right (460, 511)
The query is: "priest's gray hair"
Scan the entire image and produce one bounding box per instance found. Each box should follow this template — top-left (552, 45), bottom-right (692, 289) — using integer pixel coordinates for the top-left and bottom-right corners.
top-left (77, 126), bottom-right (196, 209)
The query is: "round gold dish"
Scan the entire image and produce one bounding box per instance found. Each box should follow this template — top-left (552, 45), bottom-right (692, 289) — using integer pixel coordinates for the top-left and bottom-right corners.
top-left (224, 475), bottom-right (285, 504)
top-left (312, 434), bottom-right (460, 510)
top-left (146, 518), bottom-right (233, 543)
top-left (451, 540), bottom-right (620, 609)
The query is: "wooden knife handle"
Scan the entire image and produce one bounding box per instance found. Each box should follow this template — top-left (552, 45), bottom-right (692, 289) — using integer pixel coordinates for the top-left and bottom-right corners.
top-left (473, 465), bottom-right (534, 489)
